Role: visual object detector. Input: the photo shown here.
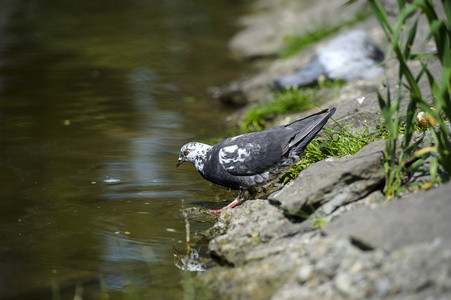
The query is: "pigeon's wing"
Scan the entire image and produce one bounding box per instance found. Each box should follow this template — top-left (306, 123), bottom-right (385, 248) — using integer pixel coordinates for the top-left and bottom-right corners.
top-left (214, 108), bottom-right (336, 177)
top-left (284, 108), bottom-right (336, 153)
top-left (214, 126), bottom-right (294, 176)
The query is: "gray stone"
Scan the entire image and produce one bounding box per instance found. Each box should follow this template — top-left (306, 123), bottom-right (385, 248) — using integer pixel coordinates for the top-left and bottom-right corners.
top-left (207, 200), bottom-right (311, 266)
top-left (197, 0), bottom-right (451, 299)
top-left (200, 231), bottom-right (315, 300)
top-left (323, 181), bottom-right (451, 251)
top-left (216, 1), bottom-right (444, 121)
top-left (200, 230), bottom-right (451, 299)
top-left (199, 131), bottom-right (451, 299)
top-left (271, 31), bottom-right (384, 90)
top-left (268, 139), bottom-right (385, 215)
top-left (228, 0), bottom-right (368, 60)
top-left (217, 20), bottom-right (386, 106)
top-left (322, 189), bottom-right (386, 223)
top-left (271, 237), bottom-right (451, 299)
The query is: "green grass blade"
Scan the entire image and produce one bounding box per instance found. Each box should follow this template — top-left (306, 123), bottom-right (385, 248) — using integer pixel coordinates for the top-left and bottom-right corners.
top-left (404, 18), bottom-right (419, 58)
top-left (443, 0), bottom-right (451, 28)
top-left (368, 0), bottom-right (393, 39)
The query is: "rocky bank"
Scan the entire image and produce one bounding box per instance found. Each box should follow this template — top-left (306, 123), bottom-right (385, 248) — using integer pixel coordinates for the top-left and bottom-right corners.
top-left (196, 0), bottom-right (451, 299)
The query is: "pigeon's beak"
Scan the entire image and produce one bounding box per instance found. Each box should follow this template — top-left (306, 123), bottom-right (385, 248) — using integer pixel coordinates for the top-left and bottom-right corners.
top-left (176, 158), bottom-right (184, 168)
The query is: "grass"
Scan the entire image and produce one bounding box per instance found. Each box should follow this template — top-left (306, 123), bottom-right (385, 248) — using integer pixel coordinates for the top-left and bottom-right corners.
top-left (364, 0), bottom-right (451, 198)
top-left (279, 10), bottom-right (369, 58)
top-left (280, 120), bottom-right (380, 184)
top-left (284, 205), bottom-right (328, 229)
top-left (238, 81), bottom-right (345, 134)
top-left (239, 88), bottom-right (315, 133)
top-left (244, 0), bottom-right (451, 200)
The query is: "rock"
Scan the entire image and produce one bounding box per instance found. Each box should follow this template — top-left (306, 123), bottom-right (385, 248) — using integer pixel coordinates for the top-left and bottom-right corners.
top-left (229, 0), bottom-right (368, 60)
top-left (323, 181), bottom-right (451, 251)
top-left (215, 0), bottom-right (445, 119)
top-left (200, 228), bottom-right (451, 299)
top-left (206, 200), bottom-right (311, 266)
top-left (268, 139), bottom-right (385, 215)
top-left (197, 0), bottom-right (451, 299)
top-left (216, 17), bottom-right (387, 106)
top-left (271, 31), bottom-right (384, 90)
top-left (270, 237), bottom-right (451, 300)
top-left (323, 189), bottom-right (386, 223)
top-left (198, 132), bottom-right (451, 299)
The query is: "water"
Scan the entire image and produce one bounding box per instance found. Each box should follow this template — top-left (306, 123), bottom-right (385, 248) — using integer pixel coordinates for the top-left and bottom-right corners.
top-left (0, 0), bottom-right (247, 298)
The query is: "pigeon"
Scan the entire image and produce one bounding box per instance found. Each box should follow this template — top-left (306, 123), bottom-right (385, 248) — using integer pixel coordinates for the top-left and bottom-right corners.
top-left (271, 30), bottom-right (384, 90)
top-left (176, 108), bottom-right (336, 213)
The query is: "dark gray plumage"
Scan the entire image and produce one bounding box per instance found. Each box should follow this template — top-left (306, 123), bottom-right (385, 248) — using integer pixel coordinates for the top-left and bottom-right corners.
top-left (271, 30), bottom-right (384, 90)
top-left (176, 108), bottom-right (336, 213)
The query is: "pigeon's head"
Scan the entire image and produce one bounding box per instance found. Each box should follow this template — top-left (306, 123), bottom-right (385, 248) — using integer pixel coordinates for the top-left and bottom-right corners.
top-left (176, 142), bottom-right (211, 169)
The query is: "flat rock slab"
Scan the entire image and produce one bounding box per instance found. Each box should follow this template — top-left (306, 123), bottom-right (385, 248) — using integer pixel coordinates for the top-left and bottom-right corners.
top-left (268, 139), bottom-right (385, 215)
top-left (200, 225), bottom-right (451, 300)
top-left (323, 181), bottom-right (451, 251)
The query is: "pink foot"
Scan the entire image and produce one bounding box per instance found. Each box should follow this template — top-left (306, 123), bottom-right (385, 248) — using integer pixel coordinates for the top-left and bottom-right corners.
top-left (208, 196), bottom-right (245, 214)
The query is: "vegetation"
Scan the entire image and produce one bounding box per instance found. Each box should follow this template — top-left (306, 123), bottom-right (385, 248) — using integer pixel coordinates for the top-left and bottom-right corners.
top-left (239, 88), bottom-right (315, 133)
top-left (284, 206), bottom-right (328, 229)
top-left (238, 81), bottom-right (344, 133)
top-left (280, 120), bottom-right (380, 184)
top-left (279, 0), bottom-right (450, 198)
top-left (235, 0), bottom-right (450, 200)
top-left (366, 0), bottom-right (451, 198)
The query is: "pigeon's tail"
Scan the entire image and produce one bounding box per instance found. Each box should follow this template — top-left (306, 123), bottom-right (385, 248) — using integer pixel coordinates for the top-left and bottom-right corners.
top-left (269, 55), bottom-right (326, 91)
top-left (287, 107), bottom-right (336, 154)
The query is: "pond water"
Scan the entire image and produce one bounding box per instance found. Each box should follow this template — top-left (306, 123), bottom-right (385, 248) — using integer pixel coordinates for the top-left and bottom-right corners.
top-left (0, 0), bottom-right (247, 298)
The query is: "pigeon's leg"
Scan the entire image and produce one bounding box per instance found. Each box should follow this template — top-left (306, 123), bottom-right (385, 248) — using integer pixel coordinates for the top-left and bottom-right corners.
top-left (208, 189), bottom-right (247, 214)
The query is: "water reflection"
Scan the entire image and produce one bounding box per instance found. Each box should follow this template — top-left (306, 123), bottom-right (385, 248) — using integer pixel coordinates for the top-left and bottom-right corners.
top-left (0, 0), bottom-right (245, 298)
top-left (173, 246), bottom-right (207, 272)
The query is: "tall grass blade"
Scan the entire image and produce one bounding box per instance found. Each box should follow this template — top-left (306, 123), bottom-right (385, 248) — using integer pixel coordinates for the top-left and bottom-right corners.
top-left (443, 0), bottom-right (451, 27)
top-left (404, 18), bottom-right (419, 58)
top-left (368, 0), bottom-right (394, 39)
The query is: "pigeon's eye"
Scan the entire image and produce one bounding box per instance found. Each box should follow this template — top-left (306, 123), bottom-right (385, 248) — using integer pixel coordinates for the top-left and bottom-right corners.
top-left (183, 150), bottom-right (189, 156)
